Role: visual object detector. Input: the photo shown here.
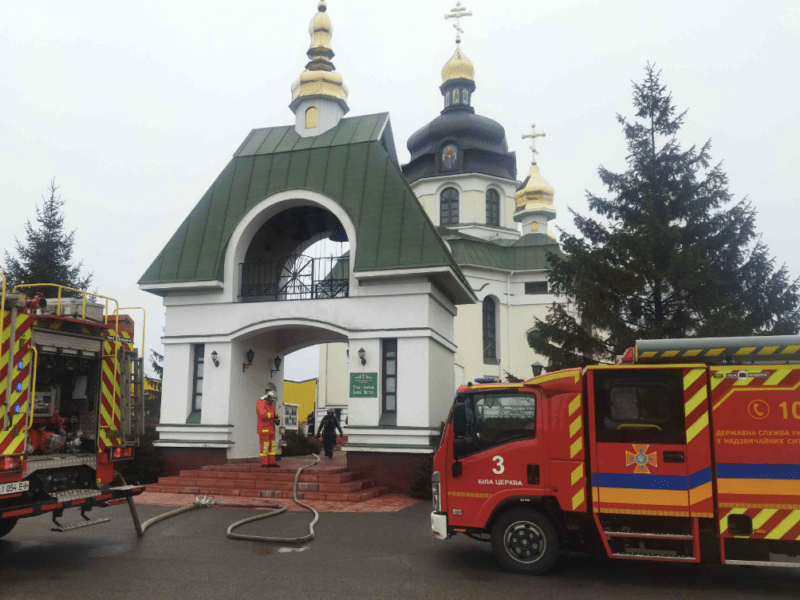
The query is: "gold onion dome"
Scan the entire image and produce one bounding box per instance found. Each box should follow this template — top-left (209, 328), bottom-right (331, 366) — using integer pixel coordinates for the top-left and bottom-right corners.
top-left (290, 0), bottom-right (349, 110)
top-left (441, 46), bottom-right (475, 83)
top-left (515, 163), bottom-right (555, 213)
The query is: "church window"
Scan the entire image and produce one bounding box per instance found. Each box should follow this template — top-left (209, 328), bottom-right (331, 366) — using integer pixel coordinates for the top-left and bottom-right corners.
top-left (486, 189), bottom-right (500, 226)
top-left (445, 91), bottom-right (451, 107)
top-left (440, 187), bottom-right (459, 225)
top-left (463, 89), bottom-right (469, 105)
top-left (453, 88), bottom-right (460, 104)
top-left (191, 344), bottom-right (205, 413)
top-left (382, 339), bottom-right (397, 414)
top-left (483, 298), bottom-right (497, 361)
top-left (525, 281), bottom-right (549, 295)
top-left (305, 107), bottom-right (318, 129)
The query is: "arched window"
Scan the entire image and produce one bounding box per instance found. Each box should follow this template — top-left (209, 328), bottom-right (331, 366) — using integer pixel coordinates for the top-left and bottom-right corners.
top-left (453, 88), bottom-right (460, 104)
top-left (463, 89), bottom-right (469, 105)
top-left (440, 187), bottom-right (459, 225)
top-left (305, 107), bottom-right (318, 129)
top-left (445, 91), bottom-right (451, 107)
top-left (483, 297), bottom-right (497, 360)
top-left (486, 188), bottom-right (500, 226)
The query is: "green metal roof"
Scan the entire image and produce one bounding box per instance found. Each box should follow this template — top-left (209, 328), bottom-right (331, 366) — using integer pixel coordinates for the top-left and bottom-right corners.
top-left (438, 227), bottom-right (563, 271)
top-left (139, 113), bottom-right (473, 302)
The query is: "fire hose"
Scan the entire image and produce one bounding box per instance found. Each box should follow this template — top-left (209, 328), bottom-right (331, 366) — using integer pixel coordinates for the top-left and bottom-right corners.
top-left (124, 454), bottom-right (321, 544)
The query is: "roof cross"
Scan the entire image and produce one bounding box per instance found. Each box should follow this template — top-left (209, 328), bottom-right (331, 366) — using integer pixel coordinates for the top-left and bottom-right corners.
top-left (522, 123), bottom-right (547, 164)
top-left (445, 1), bottom-right (473, 44)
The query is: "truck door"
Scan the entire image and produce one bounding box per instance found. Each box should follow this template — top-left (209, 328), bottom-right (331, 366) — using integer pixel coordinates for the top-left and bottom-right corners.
top-left (446, 388), bottom-right (545, 529)
top-left (588, 366), bottom-right (696, 517)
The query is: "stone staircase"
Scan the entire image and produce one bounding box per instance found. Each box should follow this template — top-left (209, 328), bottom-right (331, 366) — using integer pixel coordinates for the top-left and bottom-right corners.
top-left (147, 459), bottom-right (388, 503)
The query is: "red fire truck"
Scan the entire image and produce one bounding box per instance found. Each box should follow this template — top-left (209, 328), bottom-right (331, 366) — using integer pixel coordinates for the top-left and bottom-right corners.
top-left (431, 335), bottom-right (800, 574)
top-left (0, 282), bottom-right (145, 538)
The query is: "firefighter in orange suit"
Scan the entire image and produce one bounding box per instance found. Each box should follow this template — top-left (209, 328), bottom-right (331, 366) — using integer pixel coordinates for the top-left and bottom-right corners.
top-left (257, 390), bottom-right (280, 468)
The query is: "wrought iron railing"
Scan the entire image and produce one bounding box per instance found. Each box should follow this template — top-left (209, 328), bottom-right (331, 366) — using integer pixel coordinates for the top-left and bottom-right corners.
top-left (239, 254), bottom-right (350, 301)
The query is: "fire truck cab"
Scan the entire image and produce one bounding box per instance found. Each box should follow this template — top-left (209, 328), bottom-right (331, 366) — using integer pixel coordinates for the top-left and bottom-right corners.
top-left (0, 283), bottom-right (145, 538)
top-left (431, 335), bottom-right (800, 574)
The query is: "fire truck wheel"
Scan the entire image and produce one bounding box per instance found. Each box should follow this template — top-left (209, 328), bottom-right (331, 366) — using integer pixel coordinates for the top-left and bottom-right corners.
top-left (0, 518), bottom-right (18, 539)
top-left (491, 509), bottom-right (560, 575)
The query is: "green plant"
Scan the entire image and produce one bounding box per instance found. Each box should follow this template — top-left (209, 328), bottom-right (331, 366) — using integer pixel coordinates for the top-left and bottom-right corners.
top-left (408, 455), bottom-right (433, 500)
top-left (282, 430), bottom-right (322, 457)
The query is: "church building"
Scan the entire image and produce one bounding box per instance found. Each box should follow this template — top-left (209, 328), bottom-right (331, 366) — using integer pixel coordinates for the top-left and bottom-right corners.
top-left (140, 1), bottom-right (567, 488)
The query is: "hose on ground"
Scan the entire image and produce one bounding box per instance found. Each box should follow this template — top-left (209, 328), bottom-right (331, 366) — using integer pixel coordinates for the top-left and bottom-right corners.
top-left (124, 453), bottom-right (321, 544)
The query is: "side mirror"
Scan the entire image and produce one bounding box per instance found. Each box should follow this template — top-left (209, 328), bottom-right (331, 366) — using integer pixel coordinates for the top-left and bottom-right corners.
top-left (452, 403), bottom-right (467, 437)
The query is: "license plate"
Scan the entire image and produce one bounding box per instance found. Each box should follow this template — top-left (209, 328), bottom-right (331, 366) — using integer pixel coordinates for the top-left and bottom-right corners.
top-left (0, 481), bottom-right (29, 496)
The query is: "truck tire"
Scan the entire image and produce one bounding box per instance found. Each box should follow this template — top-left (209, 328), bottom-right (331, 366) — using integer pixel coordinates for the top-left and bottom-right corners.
top-left (0, 518), bottom-right (18, 539)
top-left (490, 509), bottom-right (560, 575)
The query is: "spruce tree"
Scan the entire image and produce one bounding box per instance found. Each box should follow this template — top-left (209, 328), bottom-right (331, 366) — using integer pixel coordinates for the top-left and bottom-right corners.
top-left (2, 179), bottom-right (92, 297)
top-left (529, 64), bottom-right (800, 370)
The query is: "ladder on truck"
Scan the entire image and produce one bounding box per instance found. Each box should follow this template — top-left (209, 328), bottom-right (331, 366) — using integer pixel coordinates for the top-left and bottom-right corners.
top-left (120, 349), bottom-right (145, 445)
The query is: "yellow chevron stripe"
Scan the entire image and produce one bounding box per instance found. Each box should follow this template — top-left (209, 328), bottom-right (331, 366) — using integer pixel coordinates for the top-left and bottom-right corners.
top-left (570, 437), bottom-right (583, 459)
top-left (568, 394), bottom-right (581, 416)
top-left (720, 508), bottom-right (747, 535)
top-left (766, 368), bottom-right (792, 386)
top-left (705, 348), bottom-right (725, 357)
top-left (529, 369), bottom-right (581, 386)
top-left (569, 416), bottom-right (582, 438)
top-left (682, 349), bottom-right (702, 358)
top-left (780, 345), bottom-right (800, 355)
top-left (758, 346), bottom-right (779, 355)
top-left (752, 509), bottom-right (778, 532)
top-left (684, 386), bottom-right (707, 416)
top-left (733, 376), bottom-right (754, 387)
top-left (639, 351), bottom-right (657, 359)
top-left (662, 351), bottom-right (680, 358)
top-left (736, 347), bottom-right (757, 355)
top-left (686, 412), bottom-right (709, 443)
top-left (765, 511), bottom-right (800, 540)
top-left (683, 368), bottom-right (705, 390)
top-left (571, 463), bottom-right (584, 486)
top-left (572, 488), bottom-right (585, 511)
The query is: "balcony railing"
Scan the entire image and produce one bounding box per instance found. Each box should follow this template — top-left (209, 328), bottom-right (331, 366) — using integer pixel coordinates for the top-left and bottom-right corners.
top-left (239, 254), bottom-right (349, 302)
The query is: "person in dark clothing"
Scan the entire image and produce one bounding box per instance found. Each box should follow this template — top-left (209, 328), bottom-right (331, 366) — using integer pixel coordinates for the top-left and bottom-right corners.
top-left (316, 408), bottom-right (343, 459)
top-left (306, 411), bottom-right (315, 437)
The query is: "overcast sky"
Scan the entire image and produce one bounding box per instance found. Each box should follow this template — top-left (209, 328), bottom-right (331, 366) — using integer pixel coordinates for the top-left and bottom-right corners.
top-left (2, 0), bottom-right (798, 381)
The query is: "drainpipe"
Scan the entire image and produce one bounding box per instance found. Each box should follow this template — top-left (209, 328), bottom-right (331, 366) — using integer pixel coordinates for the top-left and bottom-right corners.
top-left (506, 270), bottom-right (514, 380)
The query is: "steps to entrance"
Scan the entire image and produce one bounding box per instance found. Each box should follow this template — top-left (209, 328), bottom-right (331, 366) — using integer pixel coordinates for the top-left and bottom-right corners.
top-left (148, 461), bottom-right (388, 503)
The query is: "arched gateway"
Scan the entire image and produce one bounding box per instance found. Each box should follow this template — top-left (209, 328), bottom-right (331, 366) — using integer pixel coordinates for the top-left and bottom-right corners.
top-left (139, 9), bottom-right (476, 481)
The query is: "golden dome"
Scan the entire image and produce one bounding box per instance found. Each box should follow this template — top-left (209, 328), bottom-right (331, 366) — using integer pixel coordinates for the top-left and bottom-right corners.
top-left (441, 45), bottom-right (475, 83)
top-left (514, 164), bottom-right (555, 212)
top-left (290, 0), bottom-right (349, 110)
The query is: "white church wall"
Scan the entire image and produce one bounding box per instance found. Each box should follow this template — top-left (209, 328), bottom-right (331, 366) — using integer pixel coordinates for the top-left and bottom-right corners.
top-left (428, 339), bottom-right (456, 426)
top-left (345, 338), bottom-right (381, 427)
top-left (411, 173), bottom-right (519, 233)
top-left (159, 343), bottom-right (194, 424)
top-left (318, 342), bottom-right (349, 409)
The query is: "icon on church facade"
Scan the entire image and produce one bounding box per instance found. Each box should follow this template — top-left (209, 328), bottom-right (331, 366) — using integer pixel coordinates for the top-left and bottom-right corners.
top-left (442, 144), bottom-right (458, 171)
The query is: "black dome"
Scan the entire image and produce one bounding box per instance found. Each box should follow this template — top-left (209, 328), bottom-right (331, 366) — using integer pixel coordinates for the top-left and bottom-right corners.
top-left (407, 110), bottom-right (508, 162)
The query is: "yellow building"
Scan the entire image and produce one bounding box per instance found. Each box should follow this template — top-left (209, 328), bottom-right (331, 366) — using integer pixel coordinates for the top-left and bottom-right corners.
top-left (283, 378), bottom-right (317, 425)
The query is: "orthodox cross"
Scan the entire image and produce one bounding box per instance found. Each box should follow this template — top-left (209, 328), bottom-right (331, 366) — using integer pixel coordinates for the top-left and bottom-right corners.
top-left (523, 123), bottom-right (547, 164)
top-left (445, 1), bottom-right (473, 44)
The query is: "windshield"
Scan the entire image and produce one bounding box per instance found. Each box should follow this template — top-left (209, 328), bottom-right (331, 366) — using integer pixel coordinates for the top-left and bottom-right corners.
top-left (454, 392), bottom-right (536, 455)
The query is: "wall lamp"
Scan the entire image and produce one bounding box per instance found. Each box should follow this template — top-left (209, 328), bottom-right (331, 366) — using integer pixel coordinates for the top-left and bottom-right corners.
top-left (271, 356), bottom-right (282, 378)
top-left (243, 349), bottom-right (255, 373)
top-left (358, 347), bottom-right (366, 366)
top-left (531, 362), bottom-right (544, 377)
top-left (211, 350), bottom-right (219, 367)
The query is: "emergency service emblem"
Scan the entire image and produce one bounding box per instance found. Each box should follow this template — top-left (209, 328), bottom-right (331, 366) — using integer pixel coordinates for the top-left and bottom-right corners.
top-left (626, 444), bottom-right (657, 474)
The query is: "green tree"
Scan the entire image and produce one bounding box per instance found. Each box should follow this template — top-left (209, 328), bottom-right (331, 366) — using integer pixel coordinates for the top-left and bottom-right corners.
top-left (529, 65), bottom-right (799, 370)
top-left (2, 179), bottom-right (92, 296)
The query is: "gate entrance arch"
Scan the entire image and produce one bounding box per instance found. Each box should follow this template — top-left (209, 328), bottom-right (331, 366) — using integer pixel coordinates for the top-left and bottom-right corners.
top-left (140, 113), bottom-right (476, 479)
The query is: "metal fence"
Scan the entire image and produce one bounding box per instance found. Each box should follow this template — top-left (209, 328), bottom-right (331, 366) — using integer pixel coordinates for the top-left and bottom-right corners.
top-left (239, 254), bottom-right (350, 301)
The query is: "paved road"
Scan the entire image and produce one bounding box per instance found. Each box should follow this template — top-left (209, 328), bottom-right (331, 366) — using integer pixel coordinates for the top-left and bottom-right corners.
top-left (1, 501), bottom-right (799, 600)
